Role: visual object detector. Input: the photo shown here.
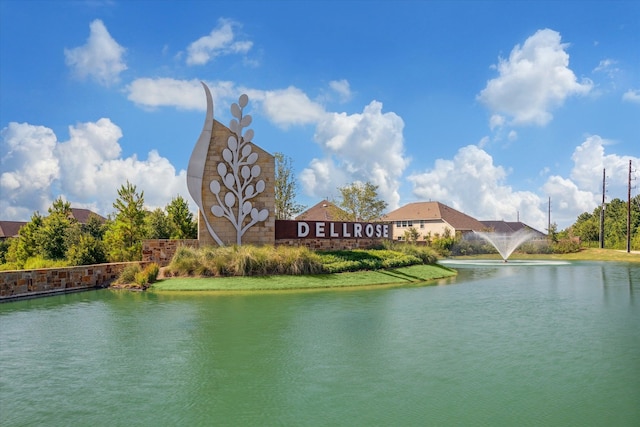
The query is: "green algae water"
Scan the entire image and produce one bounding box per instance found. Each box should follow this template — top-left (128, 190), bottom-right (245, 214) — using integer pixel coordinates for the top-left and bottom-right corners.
top-left (1, 261), bottom-right (639, 426)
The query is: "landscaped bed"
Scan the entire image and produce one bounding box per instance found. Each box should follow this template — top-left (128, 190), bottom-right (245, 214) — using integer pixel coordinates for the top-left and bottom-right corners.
top-left (146, 244), bottom-right (455, 291)
top-left (151, 264), bottom-right (456, 292)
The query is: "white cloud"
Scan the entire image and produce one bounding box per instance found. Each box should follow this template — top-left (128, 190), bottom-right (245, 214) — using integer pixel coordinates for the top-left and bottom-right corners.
top-left (125, 79), bottom-right (408, 212)
top-left (406, 136), bottom-right (638, 230)
top-left (408, 145), bottom-right (546, 229)
top-left (126, 78), bottom-right (237, 110)
top-left (569, 135), bottom-right (637, 194)
top-left (329, 79), bottom-right (353, 103)
top-left (0, 121), bottom-right (192, 221)
top-left (186, 18), bottom-right (252, 66)
top-left (64, 19), bottom-right (127, 86)
top-left (489, 114), bottom-right (505, 130)
top-left (477, 28), bottom-right (592, 127)
top-left (594, 58), bottom-right (619, 73)
top-left (301, 101), bottom-right (408, 210)
top-left (540, 135), bottom-right (638, 226)
top-left (541, 176), bottom-right (598, 226)
top-left (622, 89), bottom-right (640, 103)
top-left (1, 123), bottom-right (60, 218)
top-left (252, 86), bottom-right (327, 128)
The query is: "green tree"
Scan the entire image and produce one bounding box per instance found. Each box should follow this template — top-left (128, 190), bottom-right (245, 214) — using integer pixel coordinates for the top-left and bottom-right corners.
top-left (66, 233), bottom-right (107, 265)
top-left (166, 195), bottom-right (197, 239)
top-left (547, 223), bottom-right (559, 244)
top-left (334, 181), bottom-right (387, 221)
top-left (104, 181), bottom-right (146, 261)
top-left (571, 212), bottom-right (599, 245)
top-left (603, 198), bottom-right (630, 249)
top-left (0, 239), bottom-right (11, 264)
top-left (403, 227), bottom-right (420, 243)
top-left (274, 153), bottom-right (305, 220)
top-left (11, 212), bottom-right (44, 267)
top-left (145, 208), bottom-right (173, 239)
top-left (39, 197), bottom-right (74, 260)
top-left (82, 213), bottom-right (106, 240)
top-left (566, 195), bottom-right (640, 250)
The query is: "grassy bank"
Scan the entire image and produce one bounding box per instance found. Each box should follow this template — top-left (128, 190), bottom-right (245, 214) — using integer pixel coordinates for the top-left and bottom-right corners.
top-left (151, 264), bottom-right (456, 292)
top-left (450, 248), bottom-right (640, 263)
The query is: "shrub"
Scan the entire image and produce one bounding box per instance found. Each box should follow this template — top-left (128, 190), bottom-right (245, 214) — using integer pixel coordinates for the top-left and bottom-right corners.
top-left (116, 263), bottom-right (142, 284)
top-left (66, 235), bottom-right (107, 266)
top-left (553, 239), bottom-right (581, 254)
top-left (23, 256), bottom-right (69, 269)
top-left (165, 245), bottom-right (431, 277)
top-left (144, 262), bottom-right (160, 283)
top-left (167, 246), bottom-right (202, 276)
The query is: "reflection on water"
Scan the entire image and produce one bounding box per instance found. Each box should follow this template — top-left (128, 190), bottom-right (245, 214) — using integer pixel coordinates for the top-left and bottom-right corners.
top-left (1, 262), bottom-right (639, 426)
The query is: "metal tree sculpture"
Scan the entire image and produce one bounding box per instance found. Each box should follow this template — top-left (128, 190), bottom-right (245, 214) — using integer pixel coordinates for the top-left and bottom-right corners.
top-left (208, 94), bottom-right (269, 244)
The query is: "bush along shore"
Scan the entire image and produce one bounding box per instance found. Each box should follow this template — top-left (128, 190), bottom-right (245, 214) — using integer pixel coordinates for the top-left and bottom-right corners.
top-left (114, 243), bottom-right (456, 292)
top-left (110, 263), bottom-right (160, 290)
top-left (164, 243), bottom-right (439, 278)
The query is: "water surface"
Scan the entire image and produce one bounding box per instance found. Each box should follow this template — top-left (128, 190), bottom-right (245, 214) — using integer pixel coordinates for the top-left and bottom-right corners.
top-left (1, 261), bottom-right (638, 426)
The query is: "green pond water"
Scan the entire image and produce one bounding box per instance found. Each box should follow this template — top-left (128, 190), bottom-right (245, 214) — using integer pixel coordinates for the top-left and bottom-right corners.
top-left (1, 261), bottom-right (639, 426)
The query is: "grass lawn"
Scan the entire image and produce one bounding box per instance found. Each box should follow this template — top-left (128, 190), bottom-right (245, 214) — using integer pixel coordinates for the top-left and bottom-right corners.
top-left (151, 264), bottom-right (456, 292)
top-left (450, 248), bottom-right (640, 263)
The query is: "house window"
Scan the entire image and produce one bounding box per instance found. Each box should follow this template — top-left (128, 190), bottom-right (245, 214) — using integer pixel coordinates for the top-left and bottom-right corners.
top-left (401, 221), bottom-right (407, 227)
top-left (396, 221), bottom-right (402, 227)
top-left (407, 221), bottom-right (413, 227)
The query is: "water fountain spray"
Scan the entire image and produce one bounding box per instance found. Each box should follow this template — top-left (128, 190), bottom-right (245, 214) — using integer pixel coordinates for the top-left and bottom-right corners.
top-left (474, 228), bottom-right (538, 262)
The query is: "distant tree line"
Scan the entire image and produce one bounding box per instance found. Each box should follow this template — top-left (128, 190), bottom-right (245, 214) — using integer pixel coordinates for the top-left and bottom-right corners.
top-left (562, 195), bottom-right (640, 250)
top-left (0, 181), bottom-right (197, 270)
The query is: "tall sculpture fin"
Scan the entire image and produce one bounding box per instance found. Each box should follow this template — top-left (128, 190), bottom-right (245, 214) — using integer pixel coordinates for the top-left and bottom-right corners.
top-left (187, 82), bottom-right (223, 245)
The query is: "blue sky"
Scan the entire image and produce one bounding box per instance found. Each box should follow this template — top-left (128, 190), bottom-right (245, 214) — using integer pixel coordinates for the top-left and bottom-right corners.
top-left (1, 0), bottom-right (639, 230)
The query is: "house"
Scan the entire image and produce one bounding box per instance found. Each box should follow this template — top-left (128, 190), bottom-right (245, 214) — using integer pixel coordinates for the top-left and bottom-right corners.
top-left (295, 200), bottom-right (347, 221)
top-left (70, 208), bottom-right (106, 224)
top-left (0, 208), bottom-right (106, 240)
top-left (382, 201), bottom-right (487, 241)
top-left (0, 221), bottom-right (26, 240)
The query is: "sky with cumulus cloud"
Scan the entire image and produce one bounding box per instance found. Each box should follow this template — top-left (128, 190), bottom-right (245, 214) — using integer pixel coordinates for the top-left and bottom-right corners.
top-left (1, 1), bottom-right (638, 231)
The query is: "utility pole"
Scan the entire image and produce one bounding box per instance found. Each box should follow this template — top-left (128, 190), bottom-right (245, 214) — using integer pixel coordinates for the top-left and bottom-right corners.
top-left (599, 168), bottom-right (606, 249)
top-left (548, 197), bottom-right (551, 237)
top-left (628, 160), bottom-right (632, 253)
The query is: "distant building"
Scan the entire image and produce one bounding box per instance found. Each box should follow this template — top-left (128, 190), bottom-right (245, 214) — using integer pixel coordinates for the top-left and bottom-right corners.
top-left (70, 208), bottom-right (106, 224)
top-left (295, 200), bottom-right (347, 221)
top-left (0, 208), bottom-right (106, 240)
top-left (0, 221), bottom-right (25, 240)
top-left (382, 201), bottom-right (487, 240)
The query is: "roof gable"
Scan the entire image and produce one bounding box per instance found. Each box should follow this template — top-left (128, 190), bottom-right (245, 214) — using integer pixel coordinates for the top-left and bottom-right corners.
top-left (383, 201), bottom-right (486, 231)
top-left (71, 208), bottom-right (106, 223)
top-left (0, 221), bottom-right (27, 239)
top-left (295, 200), bottom-right (346, 221)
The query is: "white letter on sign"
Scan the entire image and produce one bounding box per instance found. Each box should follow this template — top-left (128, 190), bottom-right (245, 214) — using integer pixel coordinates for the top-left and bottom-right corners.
top-left (354, 223), bottom-right (362, 238)
top-left (365, 224), bottom-right (374, 237)
top-left (342, 223), bottom-right (351, 237)
top-left (298, 222), bottom-right (309, 237)
top-left (316, 222), bottom-right (325, 237)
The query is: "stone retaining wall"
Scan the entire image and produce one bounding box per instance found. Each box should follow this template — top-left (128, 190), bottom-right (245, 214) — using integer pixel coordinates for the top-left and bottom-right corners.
top-left (0, 262), bottom-right (147, 301)
top-left (142, 239), bottom-right (199, 266)
top-left (274, 238), bottom-right (384, 251)
top-left (142, 237), bottom-right (385, 260)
